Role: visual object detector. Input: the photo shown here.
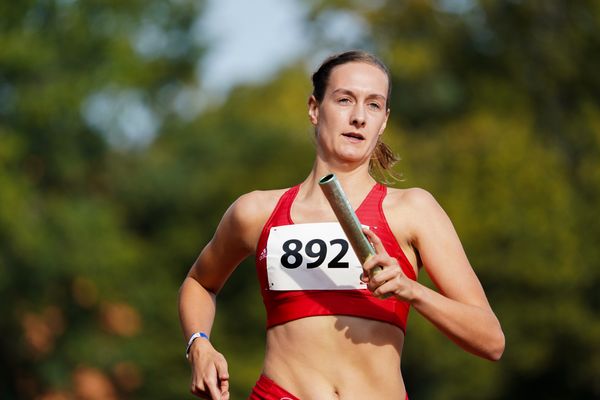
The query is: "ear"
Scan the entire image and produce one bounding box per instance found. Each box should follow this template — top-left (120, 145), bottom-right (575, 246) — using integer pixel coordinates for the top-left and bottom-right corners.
top-left (308, 95), bottom-right (319, 126)
top-left (378, 108), bottom-right (390, 136)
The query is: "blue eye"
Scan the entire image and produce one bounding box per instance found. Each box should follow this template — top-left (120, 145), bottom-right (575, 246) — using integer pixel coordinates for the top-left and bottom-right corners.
top-left (369, 102), bottom-right (382, 110)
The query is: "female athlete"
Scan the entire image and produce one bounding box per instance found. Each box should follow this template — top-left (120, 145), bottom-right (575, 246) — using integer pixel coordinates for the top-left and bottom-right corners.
top-left (178, 50), bottom-right (505, 400)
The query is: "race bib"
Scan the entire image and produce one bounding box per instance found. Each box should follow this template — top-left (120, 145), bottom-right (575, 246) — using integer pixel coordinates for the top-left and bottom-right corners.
top-left (266, 222), bottom-right (367, 290)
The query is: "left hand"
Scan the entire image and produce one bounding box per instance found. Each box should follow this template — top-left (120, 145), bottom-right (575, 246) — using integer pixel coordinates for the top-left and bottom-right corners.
top-left (361, 227), bottom-right (417, 302)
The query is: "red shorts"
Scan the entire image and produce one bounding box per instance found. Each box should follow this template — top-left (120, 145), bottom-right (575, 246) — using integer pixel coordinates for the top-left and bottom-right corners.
top-left (248, 374), bottom-right (300, 400)
top-left (249, 374), bottom-right (409, 399)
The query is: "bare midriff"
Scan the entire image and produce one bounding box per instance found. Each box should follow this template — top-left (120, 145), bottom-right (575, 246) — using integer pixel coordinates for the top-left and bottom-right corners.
top-left (263, 315), bottom-right (406, 400)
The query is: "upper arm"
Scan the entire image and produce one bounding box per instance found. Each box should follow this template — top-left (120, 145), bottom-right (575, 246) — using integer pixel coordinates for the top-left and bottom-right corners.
top-left (187, 191), bottom-right (266, 294)
top-left (406, 189), bottom-right (491, 309)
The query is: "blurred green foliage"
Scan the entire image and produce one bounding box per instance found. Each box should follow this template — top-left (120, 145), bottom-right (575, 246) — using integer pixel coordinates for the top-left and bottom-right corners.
top-left (1, 0), bottom-right (599, 399)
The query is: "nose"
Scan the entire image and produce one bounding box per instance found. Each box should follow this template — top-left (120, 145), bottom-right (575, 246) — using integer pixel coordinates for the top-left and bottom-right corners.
top-left (350, 104), bottom-right (366, 128)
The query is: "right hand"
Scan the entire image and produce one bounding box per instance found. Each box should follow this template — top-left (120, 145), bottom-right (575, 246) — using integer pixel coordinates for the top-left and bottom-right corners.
top-left (187, 338), bottom-right (230, 399)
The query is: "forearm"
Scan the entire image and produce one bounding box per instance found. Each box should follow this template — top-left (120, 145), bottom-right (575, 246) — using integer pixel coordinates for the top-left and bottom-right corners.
top-left (410, 282), bottom-right (504, 361)
top-left (178, 276), bottom-right (217, 342)
top-left (179, 276), bottom-right (231, 399)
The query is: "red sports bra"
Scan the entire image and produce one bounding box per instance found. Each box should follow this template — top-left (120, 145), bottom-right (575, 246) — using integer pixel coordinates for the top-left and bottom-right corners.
top-left (255, 183), bottom-right (417, 332)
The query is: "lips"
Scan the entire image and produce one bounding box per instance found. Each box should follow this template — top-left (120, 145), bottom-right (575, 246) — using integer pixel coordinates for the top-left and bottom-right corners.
top-left (342, 132), bottom-right (365, 141)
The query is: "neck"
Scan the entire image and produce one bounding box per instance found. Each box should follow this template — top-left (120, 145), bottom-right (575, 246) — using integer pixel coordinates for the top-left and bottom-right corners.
top-left (298, 157), bottom-right (377, 206)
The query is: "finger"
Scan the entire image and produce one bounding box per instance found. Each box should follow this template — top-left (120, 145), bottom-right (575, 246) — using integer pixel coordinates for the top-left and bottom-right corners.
top-left (361, 256), bottom-right (379, 283)
top-left (362, 253), bottom-right (385, 272)
top-left (361, 254), bottom-right (374, 278)
top-left (216, 355), bottom-right (229, 381)
top-left (207, 385), bottom-right (221, 400)
top-left (367, 272), bottom-right (386, 293)
top-left (190, 374), bottom-right (209, 398)
top-left (371, 264), bottom-right (406, 290)
top-left (360, 271), bottom-right (368, 283)
top-left (373, 279), bottom-right (400, 299)
top-left (367, 264), bottom-right (403, 298)
top-left (220, 379), bottom-right (230, 400)
top-left (362, 227), bottom-right (388, 255)
top-left (205, 368), bottom-right (222, 400)
top-left (190, 384), bottom-right (210, 399)
top-left (362, 254), bottom-right (389, 280)
top-left (369, 267), bottom-right (396, 287)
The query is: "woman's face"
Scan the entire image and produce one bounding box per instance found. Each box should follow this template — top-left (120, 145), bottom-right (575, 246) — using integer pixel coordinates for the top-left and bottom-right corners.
top-left (309, 61), bottom-right (390, 167)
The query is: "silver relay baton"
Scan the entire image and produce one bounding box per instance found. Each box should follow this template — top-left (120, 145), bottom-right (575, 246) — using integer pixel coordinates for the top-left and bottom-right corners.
top-left (319, 173), bottom-right (384, 278)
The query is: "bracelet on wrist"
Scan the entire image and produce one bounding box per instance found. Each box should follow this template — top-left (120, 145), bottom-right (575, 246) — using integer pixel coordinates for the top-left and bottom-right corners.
top-left (185, 331), bottom-right (209, 359)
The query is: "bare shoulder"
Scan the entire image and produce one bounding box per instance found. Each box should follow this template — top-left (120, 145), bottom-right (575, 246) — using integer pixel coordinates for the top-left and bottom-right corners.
top-left (385, 186), bottom-right (440, 213)
top-left (225, 188), bottom-right (290, 251)
top-left (230, 188), bottom-right (289, 225)
top-left (384, 187), bottom-right (449, 244)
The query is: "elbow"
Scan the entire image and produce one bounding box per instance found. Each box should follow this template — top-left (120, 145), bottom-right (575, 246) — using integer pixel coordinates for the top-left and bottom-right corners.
top-left (484, 330), bottom-right (505, 361)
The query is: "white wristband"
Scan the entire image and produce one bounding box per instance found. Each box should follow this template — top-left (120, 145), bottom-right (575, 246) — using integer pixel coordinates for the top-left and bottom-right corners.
top-left (185, 331), bottom-right (209, 359)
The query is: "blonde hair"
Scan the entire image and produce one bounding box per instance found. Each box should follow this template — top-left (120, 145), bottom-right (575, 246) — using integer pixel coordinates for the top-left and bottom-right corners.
top-left (370, 139), bottom-right (402, 183)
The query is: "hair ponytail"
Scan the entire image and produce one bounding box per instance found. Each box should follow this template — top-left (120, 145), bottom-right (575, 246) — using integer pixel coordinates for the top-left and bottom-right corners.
top-left (370, 139), bottom-right (402, 183)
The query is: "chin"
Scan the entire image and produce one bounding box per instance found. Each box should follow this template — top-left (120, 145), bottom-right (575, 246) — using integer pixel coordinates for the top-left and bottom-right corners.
top-left (336, 152), bottom-right (369, 165)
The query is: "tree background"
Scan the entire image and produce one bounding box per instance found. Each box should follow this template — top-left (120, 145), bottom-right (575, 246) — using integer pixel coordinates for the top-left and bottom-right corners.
top-left (1, 0), bottom-right (599, 399)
